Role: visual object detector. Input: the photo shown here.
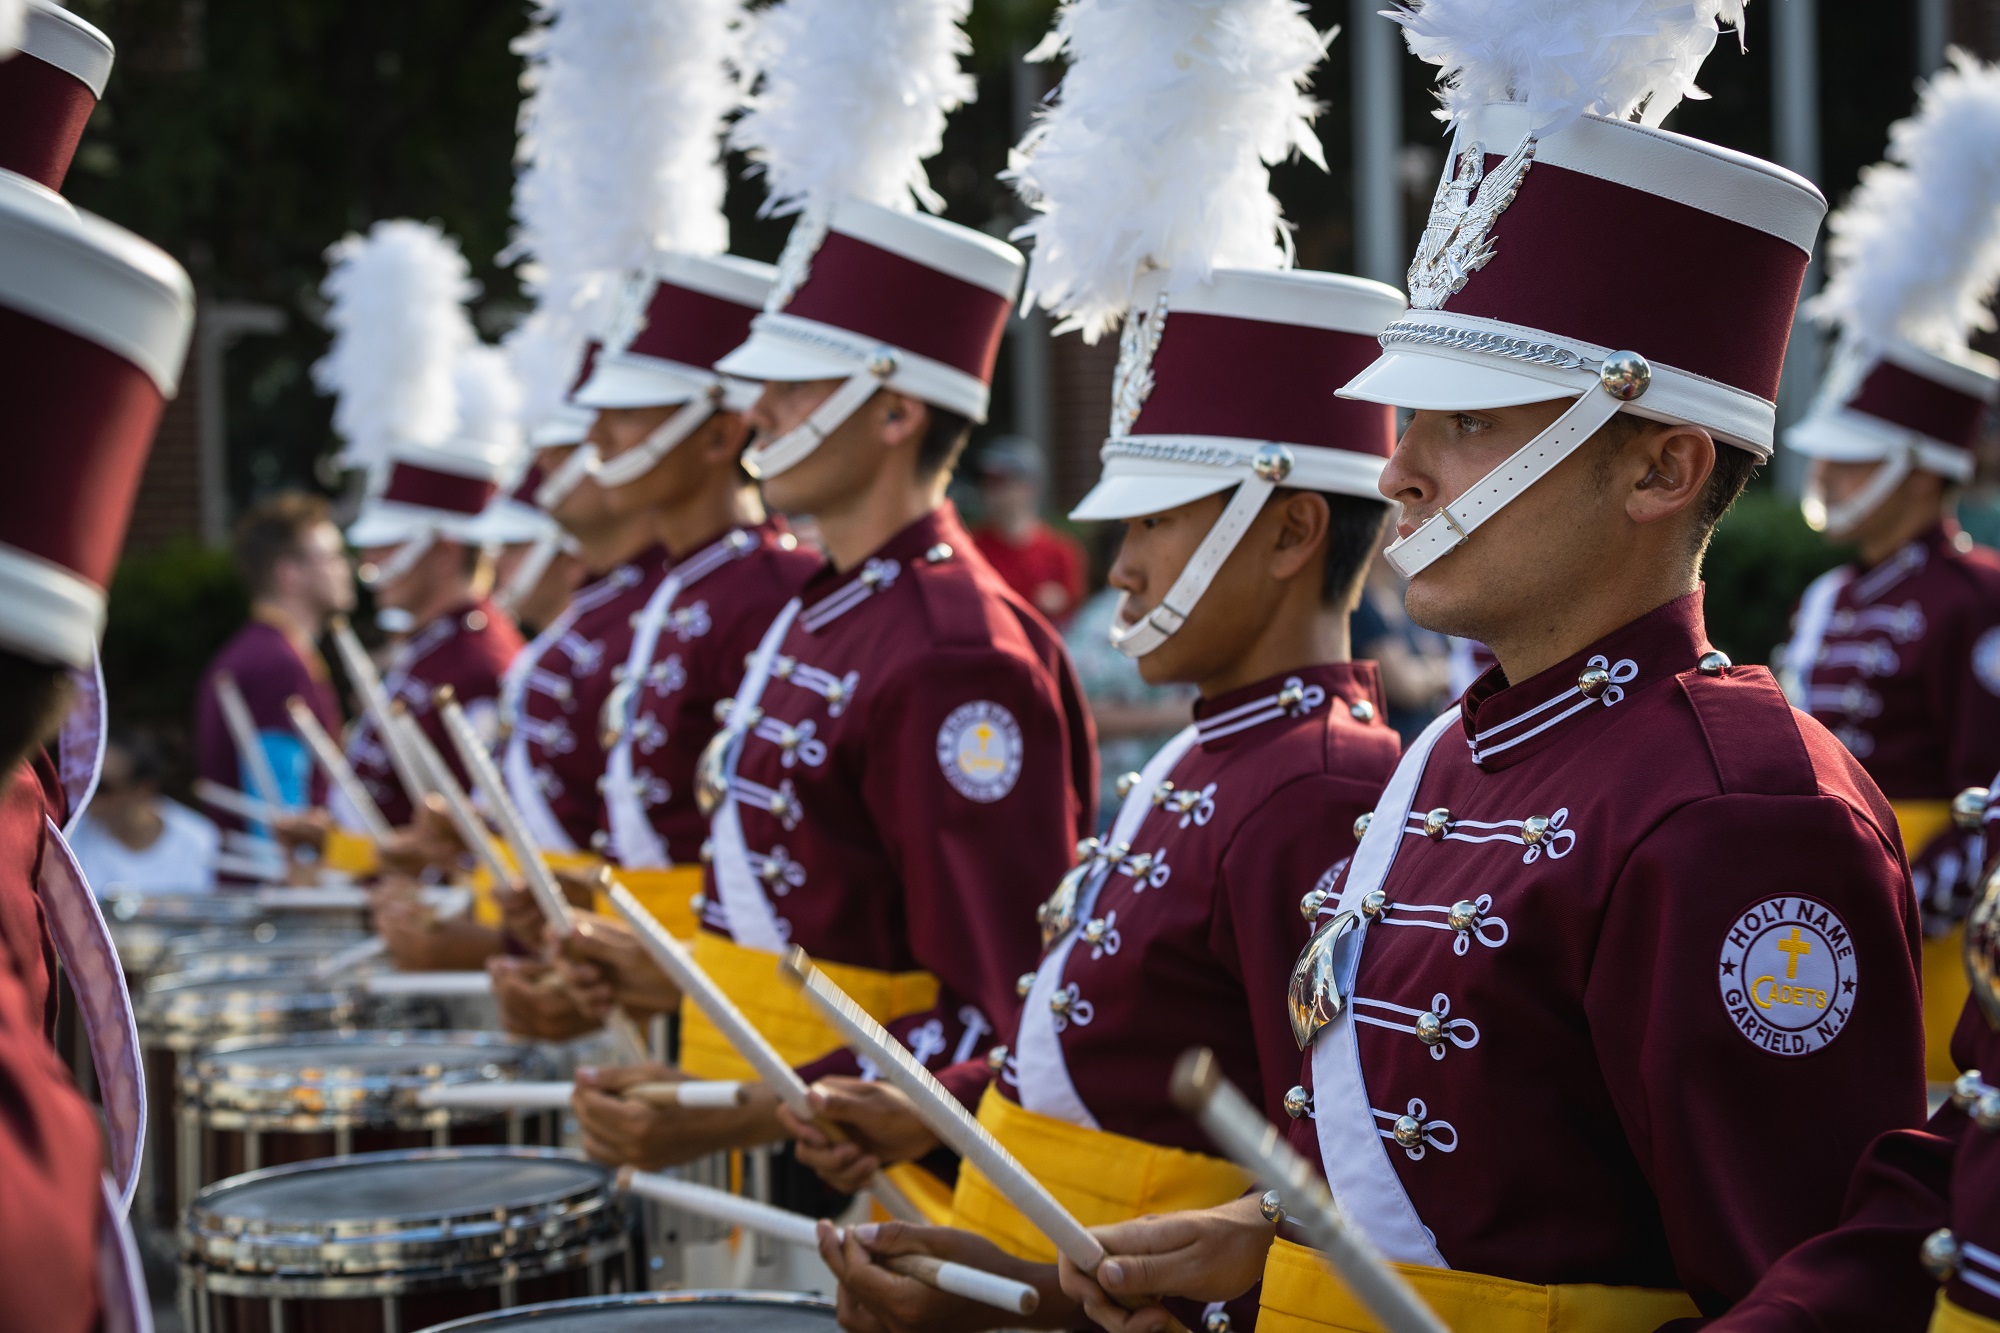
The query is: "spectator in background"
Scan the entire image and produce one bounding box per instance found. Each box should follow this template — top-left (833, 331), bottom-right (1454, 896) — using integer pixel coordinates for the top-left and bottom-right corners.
top-left (970, 436), bottom-right (1087, 627)
top-left (194, 493), bottom-right (353, 811)
top-left (1350, 545), bottom-right (1452, 742)
top-left (1065, 527), bottom-right (1198, 824)
top-left (69, 732), bottom-right (218, 894)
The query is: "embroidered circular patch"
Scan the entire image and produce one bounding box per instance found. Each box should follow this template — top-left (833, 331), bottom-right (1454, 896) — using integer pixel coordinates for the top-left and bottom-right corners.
top-left (1973, 627), bottom-right (2000, 697)
top-left (1718, 896), bottom-right (1857, 1056)
top-left (936, 701), bottom-right (1023, 802)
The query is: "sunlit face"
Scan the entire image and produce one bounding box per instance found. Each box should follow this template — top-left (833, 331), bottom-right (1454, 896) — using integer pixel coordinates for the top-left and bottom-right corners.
top-left (588, 403), bottom-right (728, 515)
top-left (293, 520), bottom-right (355, 615)
top-left (532, 442), bottom-right (619, 534)
top-left (743, 378), bottom-right (901, 519)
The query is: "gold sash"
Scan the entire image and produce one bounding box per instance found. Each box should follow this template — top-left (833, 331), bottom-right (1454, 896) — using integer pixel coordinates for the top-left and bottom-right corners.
top-left (947, 1086), bottom-right (1251, 1264)
top-left (1895, 799), bottom-right (1969, 1083)
top-left (676, 931), bottom-right (938, 1082)
top-left (322, 828), bottom-right (379, 877)
top-left (595, 865), bottom-right (705, 940)
top-left (1933, 1290), bottom-right (2000, 1332)
top-left (1258, 1237), bottom-right (1697, 1333)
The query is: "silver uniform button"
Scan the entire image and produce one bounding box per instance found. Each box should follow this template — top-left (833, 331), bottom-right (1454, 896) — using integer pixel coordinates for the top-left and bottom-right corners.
top-left (1955, 788), bottom-right (1991, 831)
top-left (1049, 989), bottom-right (1072, 1015)
top-left (986, 1044), bottom-right (1008, 1072)
top-left (1448, 899), bottom-right (1481, 932)
top-left (1353, 812), bottom-right (1372, 840)
top-left (1282, 1085), bottom-right (1312, 1119)
top-left (1298, 888), bottom-right (1329, 922)
top-left (925, 543), bottom-right (954, 564)
top-left (1696, 649), bottom-right (1731, 676)
top-left (1576, 666), bottom-right (1611, 698)
top-left (1349, 699), bottom-right (1376, 722)
top-left (1423, 807), bottom-right (1452, 839)
top-left (1522, 815), bottom-right (1550, 845)
top-left (1360, 889), bottom-right (1388, 919)
top-left (1921, 1228), bottom-right (1960, 1281)
top-left (1082, 918), bottom-right (1108, 945)
top-left (1392, 1114), bottom-right (1426, 1149)
top-left (1016, 973), bottom-right (1036, 999)
top-left (1414, 1011), bottom-right (1444, 1045)
top-left (1205, 1311), bottom-right (1235, 1333)
top-left (1113, 771), bottom-right (1142, 799)
top-left (1153, 781), bottom-right (1176, 807)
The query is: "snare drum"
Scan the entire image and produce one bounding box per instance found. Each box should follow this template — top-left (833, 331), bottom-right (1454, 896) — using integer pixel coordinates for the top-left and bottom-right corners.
top-left (415, 1291), bottom-right (837, 1332)
top-left (164, 930), bottom-right (374, 979)
top-left (185, 1031), bottom-right (561, 1196)
top-left (105, 892), bottom-right (367, 979)
top-left (181, 1147), bottom-right (634, 1333)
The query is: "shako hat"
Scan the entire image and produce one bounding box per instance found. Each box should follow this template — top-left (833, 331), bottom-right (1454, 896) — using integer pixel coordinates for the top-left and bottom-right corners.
top-left (1339, 0), bottom-right (1825, 579)
top-left (1788, 52), bottom-right (2000, 535)
top-left (0, 174), bottom-right (195, 667)
top-left (1012, 0), bottom-right (1372, 657)
top-left (0, 0), bottom-right (113, 191)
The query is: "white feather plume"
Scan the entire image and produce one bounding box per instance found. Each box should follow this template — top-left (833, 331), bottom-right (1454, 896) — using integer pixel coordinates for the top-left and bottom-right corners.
top-left (452, 343), bottom-right (526, 455)
top-left (1008, 0), bottom-right (1329, 342)
top-left (507, 0), bottom-right (745, 426)
top-left (313, 220), bottom-right (478, 468)
top-left (0, 0), bottom-right (28, 58)
top-left (1810, 50), bottom-right (2000, 355)
top-left (731, 0), bottom-right (976, 217)
top-left (1391, 0), bottom-right (1746, 137)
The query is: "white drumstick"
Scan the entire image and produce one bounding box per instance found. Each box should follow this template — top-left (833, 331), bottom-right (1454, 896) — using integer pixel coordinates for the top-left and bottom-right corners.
top-left (213, 852), bottom-right (289, 883)
top-left (783, 950), bottom-right (1104, 1272)
top-left (434, 688), bottom-right (573, 935)
top-left (419, 1079), bottom-right (746, 1111)
top-left (314, 936), bottom-right (386, 979)
top-left (362, 970), bottom-right (494, 997)
top-left (604, 883), bottom-right (928, 1224)
top-left (392, 704), bottom-right (517, 889)
top-left (251, 885), bottom-right (371, 910)
top-left (213, 670), bottom-right (286, 810)
top-left (1172, 1049), bottom-right (1448, 1333)
top-left (618, 1170), bottom-right (1039, 1317)
top-left (195, 778), bottom-right (286, 827)
top-left (329, 617), bottom-right (433, 810)
top-left (287, 696), bottom-right (394, 841)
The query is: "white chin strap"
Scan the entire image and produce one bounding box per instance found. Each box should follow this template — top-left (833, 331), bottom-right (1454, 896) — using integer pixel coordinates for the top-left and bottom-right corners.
top-left (1384, 351), bottom-right (1654, 580)
top-left (536, 444), bottom-right (601, 508)
top-left (589, 393), bottom-right (720, 488)
top-left (375, 606), bottom-right (416, 635)
top-left (743, 356), bottom-right (895, 481)
top-left (497, 528), bottom-right (564, 614)
top-left (358, 531), bottom-right (435, 590)
top-left (1802, 439), bottom-right (1920, 539)
top-left (1108, 447), bottom-right (1298, 660)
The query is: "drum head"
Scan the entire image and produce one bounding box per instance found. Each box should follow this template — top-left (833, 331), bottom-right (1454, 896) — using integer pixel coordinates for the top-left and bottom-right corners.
top-left (201, 1150), bottom-right (604, 1226)
top-left (415, 1292), bottom-right (838, 1332)
top-left (199, 1030), bottom-right (531, 1078)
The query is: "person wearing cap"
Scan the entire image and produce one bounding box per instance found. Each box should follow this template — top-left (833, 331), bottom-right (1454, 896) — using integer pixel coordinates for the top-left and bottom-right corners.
top-left (1054, 7), bottom-right (1926, 1330)
top-left (481, 462), bottom-right (582, 637)
top-left (555, 194), bottom-right (1095, 1187)
top-left (0, 67), bottom-right (196, 1326)
top-left (1774, 57), bottom-right (2000, 1089)
top-left (971, 436), bottom-right (1087, 628)
top-left (791, 267), bottom-right (1408, 1333)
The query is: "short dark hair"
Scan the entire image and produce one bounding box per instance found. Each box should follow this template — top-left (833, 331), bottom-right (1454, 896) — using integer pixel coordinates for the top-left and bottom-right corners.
top-left (1269, 488), bottom-right (1391, 607)
top-left (1592, 414), bottom-right (1760, 554)
top-left (0, 650), bottom-right (74, 774)
top-left (234, 492), bottom-right (332, 597)
top-left (915, 405), bottom-right (973, 478)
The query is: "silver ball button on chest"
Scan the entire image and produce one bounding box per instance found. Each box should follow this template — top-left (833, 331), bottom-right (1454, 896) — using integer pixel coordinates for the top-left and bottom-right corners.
top-left (1955, 787), bottom-right (1991, 831)
top-left (1082, 918), bottom-right (1108, 945)
top-left (1921, 1228), bottom-right (1961, 1281)
top-left (1349, 699), bottom-right (1376, 722)
top-left (1049, 989), bottom-right (1072, 1016)
top-left (1113, 771), bottom-right (1142, 799)
top-left (1360, 889), bottom-right (1388, 920)
top-left (1521, 815), bottom-right (1550, 845)
top-left (1576, 666), bottom-right (1611, 698)
top-left (1015, 973), bottom-right (1036, 999)
top-left (1353, 812), bottom-right (1372, 840)
top-left (1298, 888), bottom-right (1329, 922)
top-left (1448, 899), bottom-right (1481, 933)
top-left (1392, 1114), bottom-right (1425, 1149)
top-left (986, 1044), bottom-right (1008, 1072)
top-left (1283, 1085), bottom-right (1312, 1119)
top-left (1414, 1011), bottom-right (1445, 1045)
top-left (1423, 807), bottom-right (1452, 839)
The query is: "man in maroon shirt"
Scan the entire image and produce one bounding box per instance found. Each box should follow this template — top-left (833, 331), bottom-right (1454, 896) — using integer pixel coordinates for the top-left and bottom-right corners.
top-left (194, 492), bottom-right (353, 813)
top-left (970, 437), bottom-right (1086, 629)
top-left (1056, 8), bottom-right (1925, 1330)
top-left (563, 198), bottom-right (1095, 1188)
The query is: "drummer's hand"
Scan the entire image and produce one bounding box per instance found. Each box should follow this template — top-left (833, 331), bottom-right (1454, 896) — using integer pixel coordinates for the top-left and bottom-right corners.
top-left (487, 955), bottom-right (599, 1041)
top-left (776, 1078), bottom-right (939, 1194)
top-left (818, 1219), bottom-right (1075, 1333)
top-left (1056, 1195), bottom-right (1272, 1332)
top-left (556, 913), bottom-right (680, 1020)
top-left (378, 795), bottom-right (466, 876)
top-left (550, 865), bottom-right (604, 911)
top-left (270, 809), bottom-right (332, 854)
top-left (376, 886), bottom-right (503, 972)
top-left (494, 883), bottom-right (552, 953)
top-left (573, 1064), bottom-right (785, 1169)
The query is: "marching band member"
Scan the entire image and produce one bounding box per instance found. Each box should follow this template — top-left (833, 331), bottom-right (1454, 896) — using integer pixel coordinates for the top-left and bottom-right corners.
top-left (0, 4), bottom-right (194, 1320)
top-left (315, 223), bottom-right (527, 829)
top-left (1058, 4), bottom-right (1928, 1329)
top-left (1778, 49), bottom-right (2000, 1084)
top-left (564, 0), bottom-right (1094, 1194)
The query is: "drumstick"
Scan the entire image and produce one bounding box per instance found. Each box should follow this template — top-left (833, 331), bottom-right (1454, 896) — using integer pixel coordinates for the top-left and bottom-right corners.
top-left (287, 696), bottom-right (394, 841)
top-left (417, 1080), bottom-right (747, 1111)
top-left (194, 778), bottom-right (286, 827)
top-left (329, 616), bottom-right (433, 812)
top-left (392, 703), bottom-right (517, 889)
top-left (213, 670), bottom-right (286, 810)
top-left (314, 936), bottom-right (386, 978)
top-left (784, 946), bottom-right (1180, 1324)
top-left (362, 970), bottom-right (495, 997)
top-left (604, 882), bottom-right (928, 1225)
top-left (434, 688), bottom-right (573, 935)
top-left (618, 1170), bottom-right (1040, 1317)
top-left (213, 851), bottom-right (290, 883)
top-left (1171, 1049), bottom-right (1448, 1333)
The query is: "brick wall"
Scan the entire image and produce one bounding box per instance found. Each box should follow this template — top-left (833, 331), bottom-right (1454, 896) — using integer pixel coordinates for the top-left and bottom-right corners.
top-left (123, 304), bottom-right (206, 552)
top-left (1047, 329), bottom-right (1117, 516)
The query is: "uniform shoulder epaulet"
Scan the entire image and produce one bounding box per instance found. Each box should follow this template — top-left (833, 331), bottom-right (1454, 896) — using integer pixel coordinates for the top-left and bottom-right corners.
top-left (1677, 662), bottom-right (1817, 798)
top-left (907, 541), bottom-right (1009, 651)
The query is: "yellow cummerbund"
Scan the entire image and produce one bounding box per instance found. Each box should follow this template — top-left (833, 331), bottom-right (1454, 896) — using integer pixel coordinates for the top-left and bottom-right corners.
top-left (948, 1085), bottom-right (1252, 1265)
top-left (1896, 799), bottom-right (1970, 1084)
top-left (470, 849), bottom-right (603, 929)
top-left (322, 828), bottom-right (379, 878)
top-left (1934, 1290), bottom-right (2000, 1333)
top-left (677, 930), bottom-right (938, 1082)
top-left (1259, 1237), bottom-right (1698, 1333)
top-left (879, 1161), bottom-right (958, 1226)
top-left (595, 866), bottom-right (704, 940)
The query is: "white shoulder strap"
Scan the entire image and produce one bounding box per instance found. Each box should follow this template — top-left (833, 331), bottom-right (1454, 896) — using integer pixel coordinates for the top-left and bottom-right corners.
top-left (1779, 565), bottom-right (1852, 706)
top-left (707, 600), bottom-right (805, 952)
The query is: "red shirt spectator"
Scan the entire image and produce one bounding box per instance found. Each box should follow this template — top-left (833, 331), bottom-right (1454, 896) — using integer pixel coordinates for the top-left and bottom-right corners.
top-left (971, 436), bottom-right (1086, 627)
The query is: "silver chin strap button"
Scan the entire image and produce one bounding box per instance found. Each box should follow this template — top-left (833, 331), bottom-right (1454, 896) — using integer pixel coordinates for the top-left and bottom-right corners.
top-left (1597, 350), bottom-right (1651, 401)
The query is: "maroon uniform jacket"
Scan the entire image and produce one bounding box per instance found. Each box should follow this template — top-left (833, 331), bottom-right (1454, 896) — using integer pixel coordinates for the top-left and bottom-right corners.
top-left (952, 663), bottom-right (1399, 1149)
top-left (343, 599), bottom-right (524, 828)
top-left (0, 753), bottom-right (67, 1038)
top-left (701, 505), bottom-right (1096, 1074)
top-left (500, 548), bottom-right (670, 854)
top-left (194, 612), bottom-right (343, 813)
top-left (602, 522), bottom-right (817, 867)
top-left (1790, 525), bottom-right (2000, 926)
top-left (1287, 592), bottom-right (1925, 1315)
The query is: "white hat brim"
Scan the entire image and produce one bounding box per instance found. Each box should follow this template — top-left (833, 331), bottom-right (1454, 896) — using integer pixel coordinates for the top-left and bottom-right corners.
top-left (1069, 472), bottom-right (1238, 522)
top-left (1338, 346), bottom-right (1580, 411)
top-left (573, 356), bottom-right (708, 410)
top-left (1785, 412), bottom-right (1892, 463)
top-left (459, 502), bottom-right (555, 547)
top-left (715, 328), bottom-right (858, 385)
top-left (346, 508), bottom-right (431, 549)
